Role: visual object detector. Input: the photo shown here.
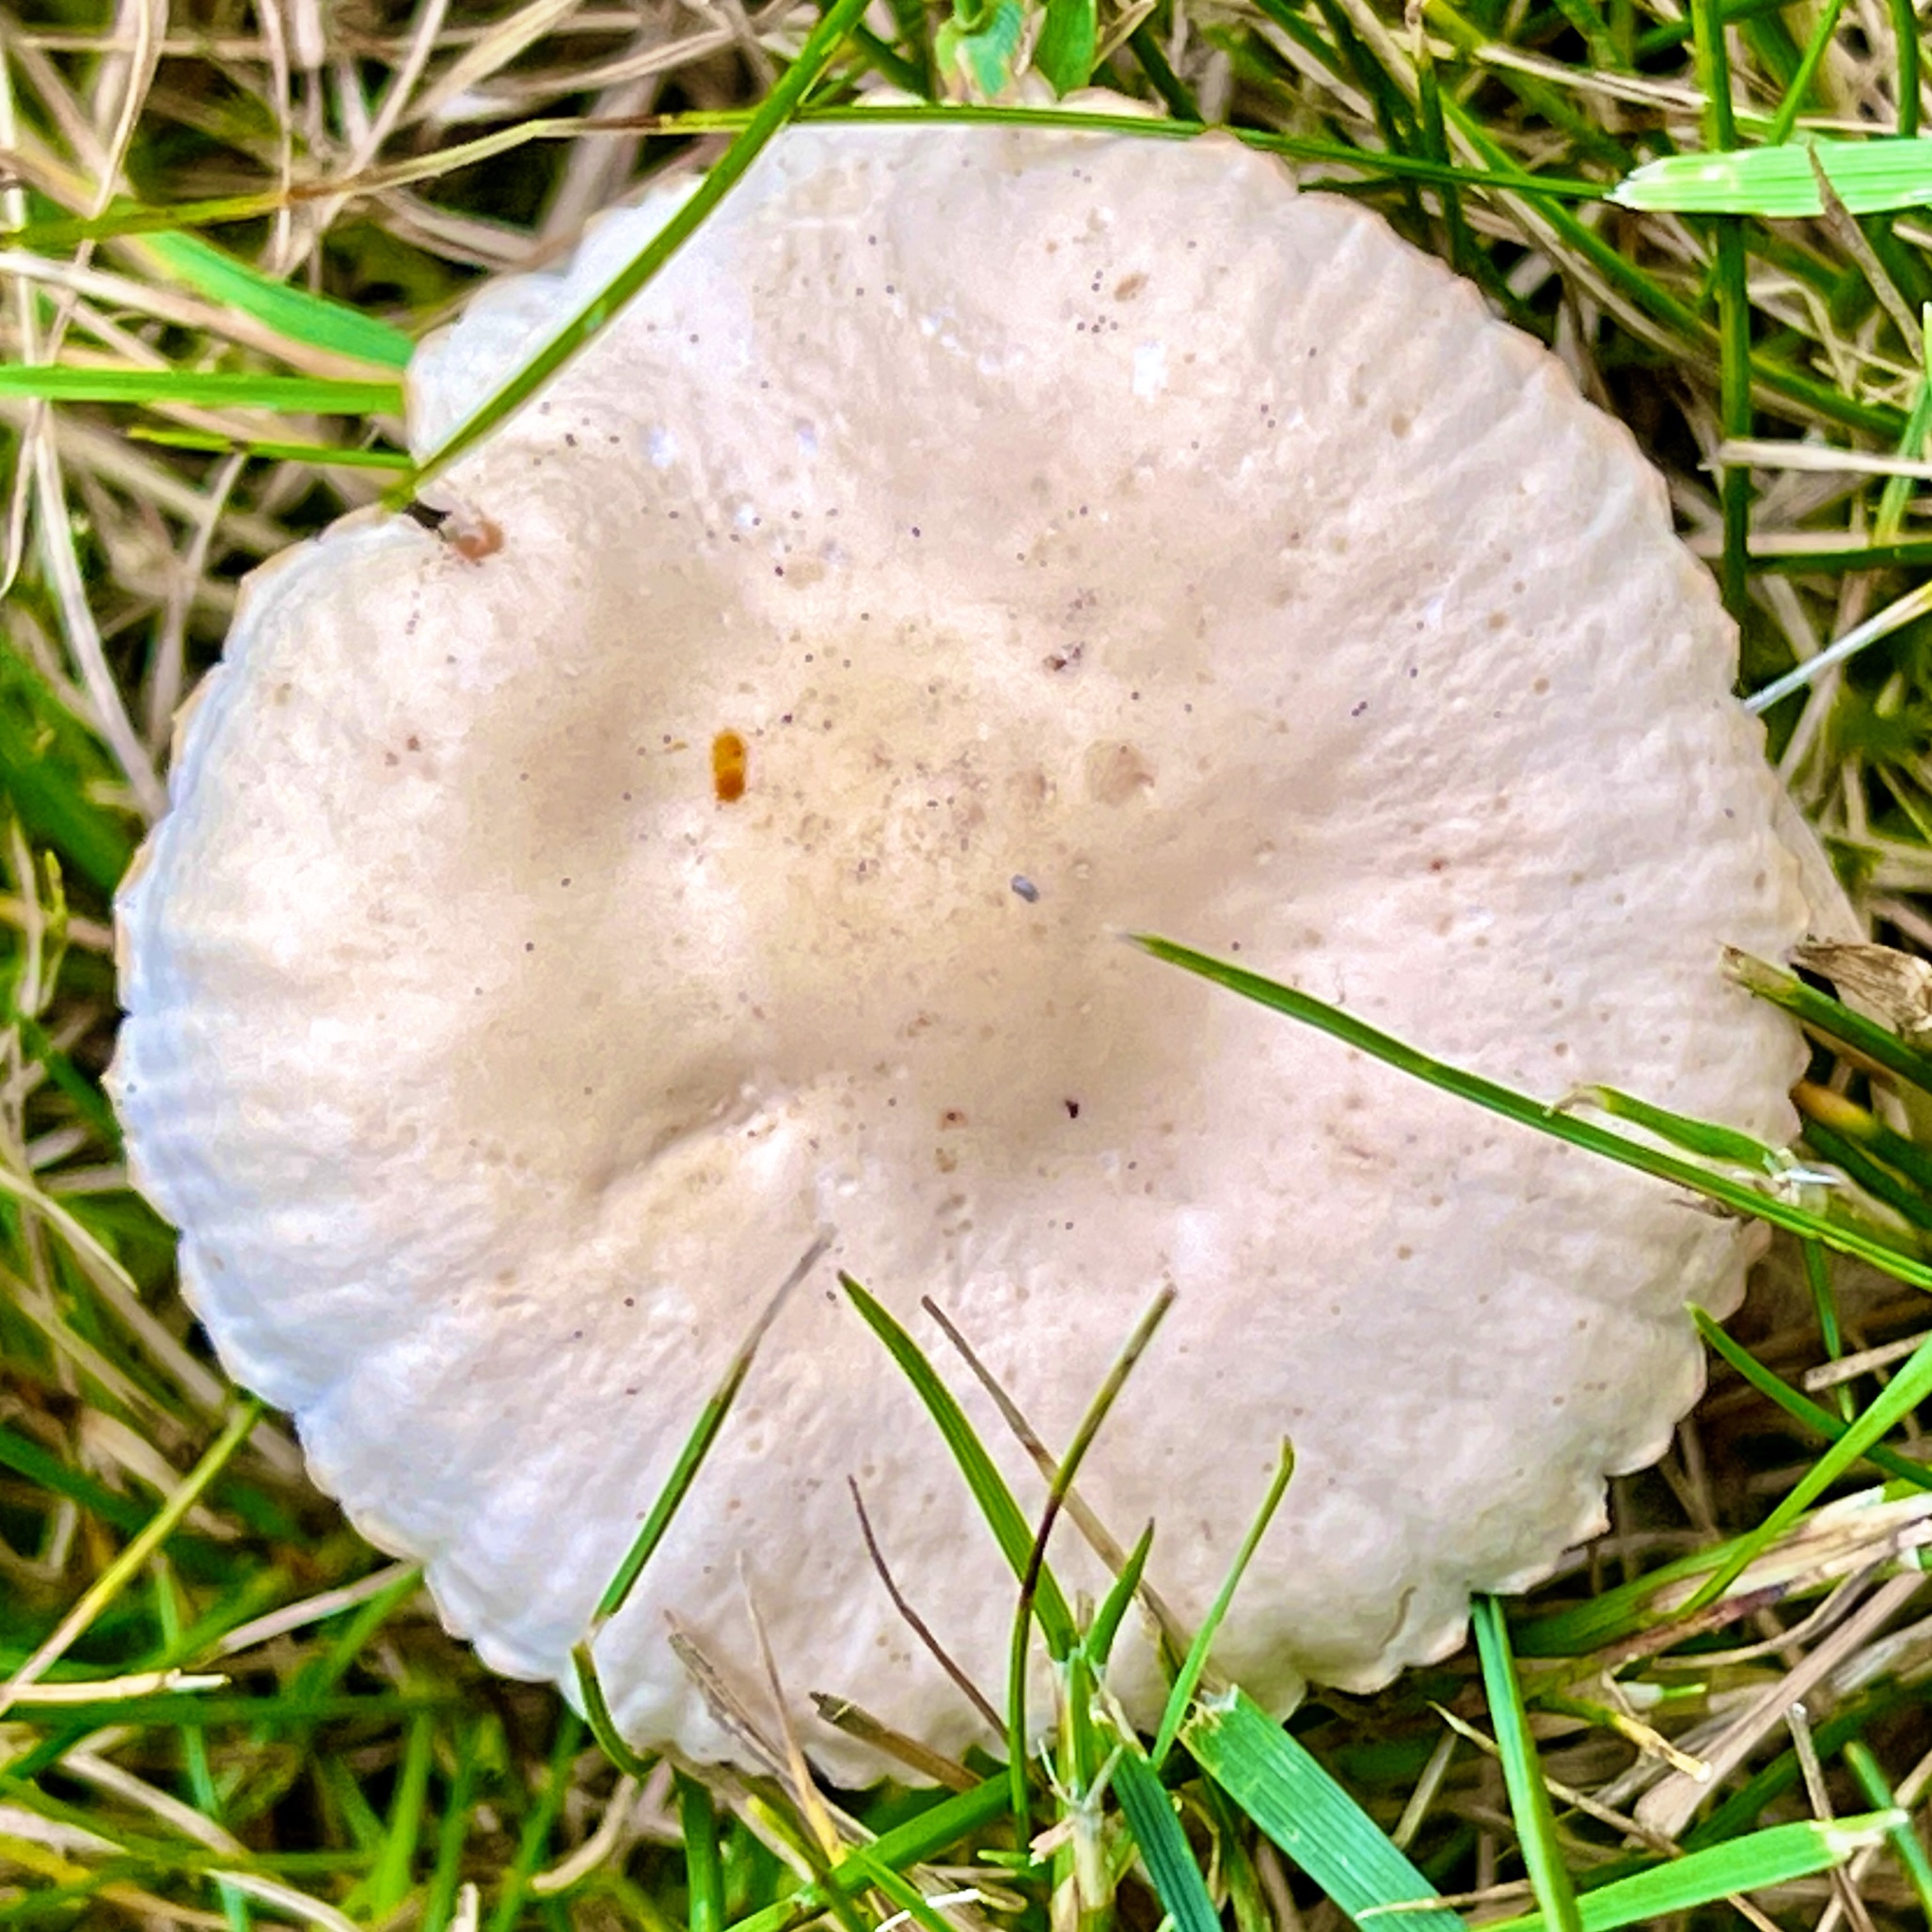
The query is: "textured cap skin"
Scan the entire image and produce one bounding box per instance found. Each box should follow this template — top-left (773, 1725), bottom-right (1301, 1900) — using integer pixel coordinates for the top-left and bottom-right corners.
top-left (114, 116), bottom-right (1819, 1780)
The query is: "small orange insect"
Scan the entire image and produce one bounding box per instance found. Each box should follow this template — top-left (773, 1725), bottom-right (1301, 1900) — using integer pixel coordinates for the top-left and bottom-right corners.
top-left (711, 731), bottom-right (748, 803)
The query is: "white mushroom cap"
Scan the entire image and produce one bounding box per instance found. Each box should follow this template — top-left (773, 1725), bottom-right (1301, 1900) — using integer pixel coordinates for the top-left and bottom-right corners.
top-left (114, 116), bottom-right (1821, 1780)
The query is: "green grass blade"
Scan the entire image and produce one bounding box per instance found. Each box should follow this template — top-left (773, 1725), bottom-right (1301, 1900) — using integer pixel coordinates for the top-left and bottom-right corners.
top-left (420, 1720), bottom-right (483, 1932)
top-left (1181, 1689), bottom-right (1463, 1932)
top-left (678, 1774), bottom-right (724, 1932)
top-left (593, 1234), bottom-right (825, 1630)
top-left (1613, 137), bottom-right (1932, 216)
top-left (1035, 0), bottom-right (1099, 92)
top-left (142, 232), bottom-right (414, 368)
top-left (485, 1714), bottom-right (583, 1932)
top-left (1479, 1812), bottom-right (1903, 1931)
top-left (1470, 1598), bottom-right (1580, 1932)
top-left (1007, 1290), bottom-right (1171, 1808)
top-left (1845, 1744), bottom-right (1932, 1920)
top-left (1691, 1306), bottom-right (1932, 1490)
top-left (725, 1780), bottom-right (1011, 1932)
top-left (0, 1425), bottom-right (147, 1534)
top-left (403, 0), bottom-right (873, 498)
top-left (1728, 949), bottom-right (1932, 1096)
top-left (641, 101), bottom-right (1607, 200)
top-left (0, 662), bottom-right (136, 894)
top-left (1687, 1325), bottom-right (1932, 1608)
top-left (1802, 1116), bottom-right (1932, 1228)
top-left (1084, 1520), bottom-right (1154, 1673)
top-left (0, 1397), bottom-right (264, 1720)
top-left (129, 426), bottom-right (409, 468)
top-left (1133, 934), bottom-right (1932, 1289)
top-left (1151, 1440), bottom-right (1292, 1767)
top-left (569, 1236), bottom-right (824, 1774)
top-left (1113, 1744), bottom-right (1221, 1932)
top-left (1799, 1083), bottom-right (1932, 1196)
top-left (0, 367), bottom-right (401, 411)
top-left (1561, 1085), bottom-right (1778, 1170)
top-left (367, 1713), bottom-right (434, 1916)
top-left (842, 1275), bottom-right (1076, 1655)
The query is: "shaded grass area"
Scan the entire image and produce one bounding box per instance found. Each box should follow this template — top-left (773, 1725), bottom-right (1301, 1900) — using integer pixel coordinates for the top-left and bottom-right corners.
top-left (10, 0), bottom-right (1932, 1925)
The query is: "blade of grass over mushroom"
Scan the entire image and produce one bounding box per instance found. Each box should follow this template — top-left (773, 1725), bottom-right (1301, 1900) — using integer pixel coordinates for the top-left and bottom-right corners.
top-left (841, 1275), bottom-right (1077, 1658)
top-left (1560, 1086), bottom-right (1782, 1170)
top-left (401, 0), bottom-right (874, 499)
top-left (1112, 1744), bottom-right (1221, 1932)
top-left (1475, 1813), bottom-right (1905, 1932)
top-left (591, 1234), bottom-right (828, 1635)
top-left (1006, 1290), bottom-right (1173, 1816)
top-left (1132, 936), bottom-right (1932, 1286)
top-left (1690, 1306), bottom-right (1932, 1491)
top-left (1471, 1597), bottom-right (1582, 1932)
top-left (1180, 1689), bottom-right (1463, 1932)
top-left (1150, 1439), bottom-right (1294, 1768)
top-left (571, 1235), bottom-right (828, 1769)
top-left (0, 368), bottom-right (403, 412)
top-left (1083, 1520), bottom-right (1154, 1679)
top-left (619, 104), bottom-right (1608, 200)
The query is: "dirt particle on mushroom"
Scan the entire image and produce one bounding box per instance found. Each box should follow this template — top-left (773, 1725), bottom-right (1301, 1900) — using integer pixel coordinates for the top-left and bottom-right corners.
top-left (711, 731), bottom-right (748, 802)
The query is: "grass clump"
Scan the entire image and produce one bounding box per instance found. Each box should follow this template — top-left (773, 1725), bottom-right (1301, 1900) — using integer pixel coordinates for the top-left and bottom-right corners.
top-left (11, 0), bottom-right (1932, 1925)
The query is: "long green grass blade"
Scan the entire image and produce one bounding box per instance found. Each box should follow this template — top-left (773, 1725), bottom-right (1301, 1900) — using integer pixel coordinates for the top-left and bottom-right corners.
top-left (1845, 1745), bottom-right (1932, 1920)
top-left (568, 1236), bottom-right (823, 1773)
top-left (593, 1235), bottom-right (825, 1630)
top-left (1007, 1291), bottom-right (1171, 1811)
top-left (725, 1780), bottom-right (1010, 1932)
top-left (1181, 1689), bottom-right (1463, 1932)
top-left (1133, 934), bottom-right (1932, 1288)
top-left (1728, 949), bottom-right (1932, 1096)
top-left (678, 1774), bottom-right (724, 1932)
top-left (404, 0), bottom-right (874, 498)
top-left (131, 426), bottom-right (410, 469)
top-left (1561, 1085), bottom-right (1778, 1170)
top-left (1084, 1521), bottom-right (1154, 1673)
top-left (1614, 137), bottom-right (1932, 216)
top-left (1471, 1598), bottom-right (1580, 1932)
top-left (1691, 1306), bottom-right (1932, 1491)
top-left (624, 102), bottom-right (1606, 199)
top-left (142, 232), bottom-right (414, 368)
top-left (1151, 1440), bottom-right (1292, 1767)
top-left (1685, 1326), bottom-right (1932, 1608)
top-left (0, 367), bottom-right (401, 411)
top-left (1113, 1745), bottom-right (1221, 1932)
top-left (1479, 1812), bottom-right (1903, 1931)
top-left (842, 1275), bottom-right (1076, 1655)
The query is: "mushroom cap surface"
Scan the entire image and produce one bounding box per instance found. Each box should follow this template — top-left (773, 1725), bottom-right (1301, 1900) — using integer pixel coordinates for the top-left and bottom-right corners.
top-left (114, 117), bottom-right (1818, 1778)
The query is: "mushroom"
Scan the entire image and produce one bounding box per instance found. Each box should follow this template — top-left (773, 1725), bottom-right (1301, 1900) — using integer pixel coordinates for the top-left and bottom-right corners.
top-left (113, 115), bottom-right (1825, 1779)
